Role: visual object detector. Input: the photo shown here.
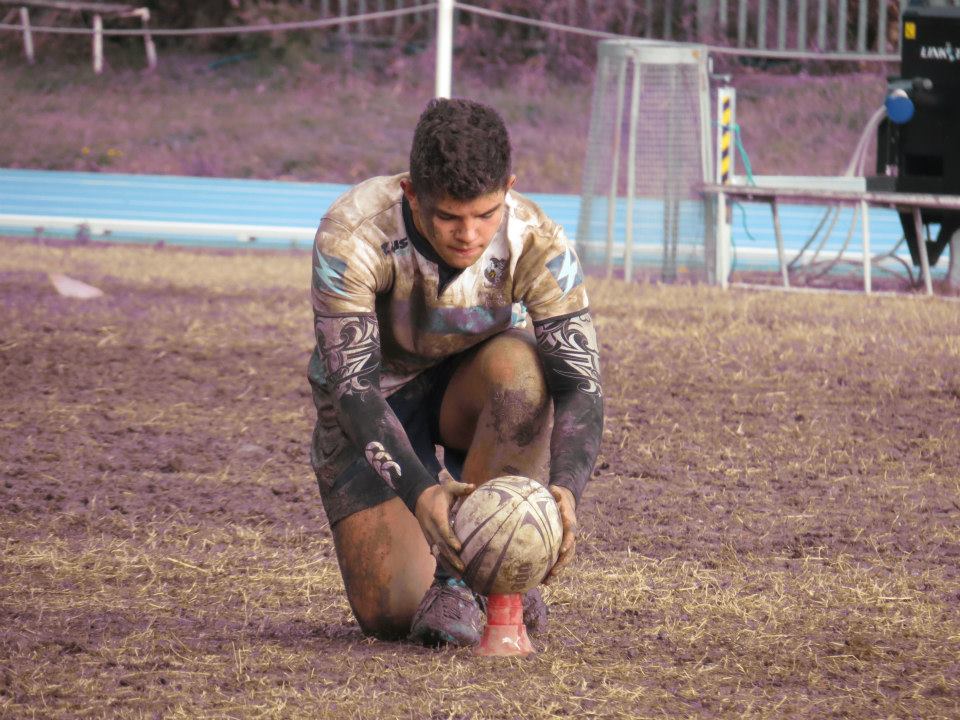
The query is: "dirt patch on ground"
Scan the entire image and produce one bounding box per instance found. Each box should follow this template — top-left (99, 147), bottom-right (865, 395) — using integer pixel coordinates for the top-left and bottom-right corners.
top-left (2, 238), bottom-right (959, 718)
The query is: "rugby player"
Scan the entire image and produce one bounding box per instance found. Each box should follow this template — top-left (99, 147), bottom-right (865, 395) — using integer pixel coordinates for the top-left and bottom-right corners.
top-left (308, 98), bottom-right (604, 646)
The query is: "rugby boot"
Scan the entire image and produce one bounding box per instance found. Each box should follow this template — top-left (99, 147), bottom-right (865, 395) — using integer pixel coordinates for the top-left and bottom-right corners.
top-left (409, 577), bottom-right (483, 647)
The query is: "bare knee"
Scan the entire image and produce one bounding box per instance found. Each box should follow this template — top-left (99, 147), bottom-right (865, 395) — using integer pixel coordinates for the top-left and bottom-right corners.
top-left (479, 333), bottom-right (550, 441)
top-left (480, 331), bottom-right (548, 402)
top-left (352, 594), bottom-right (417, 640)
top-left (338, 552), bottom-right (432, 640)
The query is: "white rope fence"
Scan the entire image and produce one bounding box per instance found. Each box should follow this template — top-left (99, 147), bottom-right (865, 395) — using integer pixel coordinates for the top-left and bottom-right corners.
top-left (0, 4), bottom-right (436, 36)
top-left (0, 2), bottom-right (899, 62)
top-left (455, 3), bottom-right (623, 41)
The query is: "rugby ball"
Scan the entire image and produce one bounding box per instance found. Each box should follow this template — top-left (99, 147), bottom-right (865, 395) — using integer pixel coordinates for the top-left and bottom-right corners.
top-left (454, 476), bottom-right (562, 595)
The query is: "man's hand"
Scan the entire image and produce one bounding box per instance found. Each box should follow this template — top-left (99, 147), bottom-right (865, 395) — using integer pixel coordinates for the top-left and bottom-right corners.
top-left (414, 470), bottom-right (475, 574)
top-left (544, 485), bottom-right (577, 585)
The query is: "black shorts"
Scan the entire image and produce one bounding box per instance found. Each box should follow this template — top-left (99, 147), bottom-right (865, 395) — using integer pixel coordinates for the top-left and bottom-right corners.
top-left (310, 355), bottom-right (467, 527)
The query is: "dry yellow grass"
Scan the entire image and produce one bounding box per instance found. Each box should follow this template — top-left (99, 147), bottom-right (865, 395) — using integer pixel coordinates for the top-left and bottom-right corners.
top-left (1, 238), bottom-right (959, 718)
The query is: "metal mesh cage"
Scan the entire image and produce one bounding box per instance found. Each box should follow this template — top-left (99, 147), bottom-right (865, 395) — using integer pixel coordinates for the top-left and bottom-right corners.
top-left (576, 41), bottom-right (715, 283)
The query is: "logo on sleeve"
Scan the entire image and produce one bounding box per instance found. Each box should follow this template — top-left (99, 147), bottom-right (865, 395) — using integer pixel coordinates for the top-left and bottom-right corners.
top-left (314, 247), bottom-right (351, 298)
top-left (546, 246), bottom-right (583, 296)
top-left (381, 238), bottom-right (409, 256)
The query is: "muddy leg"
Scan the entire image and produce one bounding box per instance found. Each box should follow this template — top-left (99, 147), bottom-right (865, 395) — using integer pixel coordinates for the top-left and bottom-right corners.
top-left (331, 497), bottom-right (435, 639)
top-left (439, 328), bottom-right (552, 485)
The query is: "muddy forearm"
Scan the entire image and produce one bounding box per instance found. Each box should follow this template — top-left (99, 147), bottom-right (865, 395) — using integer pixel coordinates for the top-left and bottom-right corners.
top-left (315, 313), bottom-right (436, 512)
top-left (534, 311), bottom-right (605, 505)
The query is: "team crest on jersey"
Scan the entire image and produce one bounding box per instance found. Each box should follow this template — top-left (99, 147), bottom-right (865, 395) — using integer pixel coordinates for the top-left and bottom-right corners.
top-left (484, 257), bottom-right (508, 286)
top-left (546, 246), bottom-right (584, 296)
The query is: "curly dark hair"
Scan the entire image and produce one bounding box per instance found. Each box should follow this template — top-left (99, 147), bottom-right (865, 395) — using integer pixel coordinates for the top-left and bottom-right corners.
top-left (409, 98), bottom-right (512, 204)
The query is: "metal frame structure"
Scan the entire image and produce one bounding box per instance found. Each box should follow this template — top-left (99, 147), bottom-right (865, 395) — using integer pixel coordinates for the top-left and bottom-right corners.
top-left (704, 183), bottom-right (960, 294)
top-left (577, 40), bottom-right (714, 283)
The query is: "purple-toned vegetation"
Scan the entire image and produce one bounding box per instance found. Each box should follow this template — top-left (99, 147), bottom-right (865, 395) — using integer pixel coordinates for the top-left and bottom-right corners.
top-left (0, 47), bottom-right (888, 193)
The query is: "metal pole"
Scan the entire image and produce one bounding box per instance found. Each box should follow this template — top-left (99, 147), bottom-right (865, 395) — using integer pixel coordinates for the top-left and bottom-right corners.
top-left (662, 66), bottom-right (679, 282)
top-left (358, 0), bottom-right (367, 38)
top-left (757, 0), bottom-right (767, 50)
top-left (93, 14), bottom-right (103, 75)
top-left (716, 87), bottom-right (735, 288)
top-left (576, 49), bottom-right (607, 267)
top-left (948, 229), bottom-right (960, 290)
top-left (435, 0), bottom-right (453, 98)
top-left (874, 0), bottom-right (886, 53)
top-left (860, 199), bottom-right (871, 294)
top-left (817, 0), bottom-right (827, 51)
top-left (798, 0), bottom-right (807, 50)
top-left (777, 0), bottom-right (787, 51)
top-left (663, 0), bottom-right (674, 39)
top-left (697, 0), bottom-right (714, 40)
top-left (624, 58), bottom-right (641, 283)
top-left (912, 207), bottom-right (933, 295)
top-left (606, 60), bottom-right (627, 279)
top-left (837, 0), bottom-right (848, 53)
top-left (19, 7), bottom-right (34, 64)
top-left (737, 0), bottom-right (747, 47)
top-left (857, 0), bottom-right (868, 53)
top-left (139, 9), bottom-right (157, 71)
top-left (772, 198), bottom-right (790, 287)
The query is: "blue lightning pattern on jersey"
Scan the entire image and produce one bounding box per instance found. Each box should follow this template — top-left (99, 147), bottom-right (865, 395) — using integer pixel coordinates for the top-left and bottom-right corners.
top-left (314, 247), bottom-right (351, 298)
top-left (546, 245), bottom-right (584, 297)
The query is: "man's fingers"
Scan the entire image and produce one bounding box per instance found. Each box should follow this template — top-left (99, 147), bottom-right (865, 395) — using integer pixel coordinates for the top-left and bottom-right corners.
top-left (438, 468), bottom-right (474, 496)
top-left (544, 540), bottom-right (575, 584)
top-left (446, 480), bottom-right (476, 498)
top-left (425, 518), bottom-right (465, 572)
top-left (436, 534), bottom-right (464, 573)
top-left (437, 519), bottom-right (463, 555)
top-left (544, 485), bottom-right (578, 586)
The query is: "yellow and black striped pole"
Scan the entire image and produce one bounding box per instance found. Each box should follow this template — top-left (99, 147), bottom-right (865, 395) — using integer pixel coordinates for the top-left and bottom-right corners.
top-left (715, 86), bottom-right (736, 288)
top-left (716, 88), bottom-right (735, 186)
top-left (719, 96), bottom-right (732, 184)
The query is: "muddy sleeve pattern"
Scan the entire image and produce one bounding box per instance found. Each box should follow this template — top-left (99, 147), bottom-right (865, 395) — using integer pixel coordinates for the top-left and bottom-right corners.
top-left (314, 313), bottom-right (438, 512)
top-left (533, 310), bottom-right (604, 506)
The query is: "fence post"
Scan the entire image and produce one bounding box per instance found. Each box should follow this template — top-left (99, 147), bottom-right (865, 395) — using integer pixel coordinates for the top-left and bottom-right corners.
top-left (817, 0), bottom-right (827, 51)
top-left (139, 9), bottom-right (157, 71)
top-left (798, 0), bottom-right (807, 50)
top-left (19, 7), bottom-right (34, 64)
top-left (697, 0), bottom-right (715, 40)
top-left (435, 0), bottom-right (453, 98)
top-left (757, 0), bottom-right (767, 49)
top-left (93, 14), bottom-right (103, 74)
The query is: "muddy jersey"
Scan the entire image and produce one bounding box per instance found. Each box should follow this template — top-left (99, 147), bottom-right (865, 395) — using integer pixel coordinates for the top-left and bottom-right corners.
top-left (308, 173), bottom-right (589, 395)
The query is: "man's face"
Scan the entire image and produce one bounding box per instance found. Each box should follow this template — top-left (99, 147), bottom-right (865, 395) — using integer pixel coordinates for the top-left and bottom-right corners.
top-left (403, 177), bottom-right (516, 270)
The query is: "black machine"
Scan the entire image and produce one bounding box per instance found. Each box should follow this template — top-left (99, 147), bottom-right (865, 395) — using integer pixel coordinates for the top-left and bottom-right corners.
top-left (874, 0), bottom-right (960, 266)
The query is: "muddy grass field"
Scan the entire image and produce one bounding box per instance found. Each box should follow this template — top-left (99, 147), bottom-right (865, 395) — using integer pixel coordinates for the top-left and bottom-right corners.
top-left (1, 237), bottom-right (959, 719)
